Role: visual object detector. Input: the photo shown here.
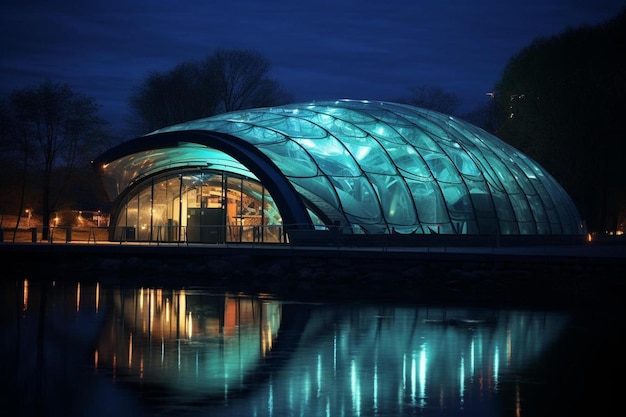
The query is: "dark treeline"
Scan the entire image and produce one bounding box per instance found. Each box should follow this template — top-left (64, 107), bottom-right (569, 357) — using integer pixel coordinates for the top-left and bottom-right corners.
top-left (1, 8), bottom-right (625, 235)
top-left (491, 8), bottom-right (625, 234)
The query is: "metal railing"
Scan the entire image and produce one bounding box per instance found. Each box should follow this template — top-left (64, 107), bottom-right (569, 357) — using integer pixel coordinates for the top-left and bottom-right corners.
top-left (1, 224), bottom-right (589, 248)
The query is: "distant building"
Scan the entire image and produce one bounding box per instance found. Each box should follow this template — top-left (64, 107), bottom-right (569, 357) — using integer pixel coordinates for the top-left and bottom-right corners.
top-left (92, 100), bottom-right (585, 245)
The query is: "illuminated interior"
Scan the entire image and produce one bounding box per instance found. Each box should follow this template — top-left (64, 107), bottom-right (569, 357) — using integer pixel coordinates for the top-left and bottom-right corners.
top-left (112, 168), bottom-right (291, 243)
top-left (94, 99), bottom-right (585, 242)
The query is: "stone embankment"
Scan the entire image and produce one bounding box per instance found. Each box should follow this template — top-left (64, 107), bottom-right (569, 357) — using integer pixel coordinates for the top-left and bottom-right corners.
top-left (2, 240), bottom-right (625, 309)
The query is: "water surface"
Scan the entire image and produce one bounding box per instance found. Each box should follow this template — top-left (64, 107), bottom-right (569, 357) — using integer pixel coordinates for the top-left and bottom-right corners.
top-left (1, 276), bottom-right (622, 416)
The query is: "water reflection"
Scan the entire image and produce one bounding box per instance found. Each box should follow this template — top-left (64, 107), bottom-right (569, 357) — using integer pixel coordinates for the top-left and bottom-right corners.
top-left (2, 279), bottom-right (572, 416)
top-left (95, 288), bottom-right (281, 401)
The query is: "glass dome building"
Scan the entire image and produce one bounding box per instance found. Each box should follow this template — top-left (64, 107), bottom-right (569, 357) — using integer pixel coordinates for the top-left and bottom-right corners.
top-left (93, 99), bottom-right (585, 244)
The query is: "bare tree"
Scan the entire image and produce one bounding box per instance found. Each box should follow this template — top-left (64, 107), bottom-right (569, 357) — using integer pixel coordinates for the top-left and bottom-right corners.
top-left (129, 48), bottom-right (294, 134)
top-left (393, 85), bottom-right (462, 115)
top-left (129, 60), bottom-right (222, 134)
top-left (210, 48), bottom-right (294, 112)
top-left (2, 80), bottom-right (110, 240)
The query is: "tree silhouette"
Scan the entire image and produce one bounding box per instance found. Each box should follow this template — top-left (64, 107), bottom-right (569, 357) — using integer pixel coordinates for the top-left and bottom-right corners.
top-left (494, 9), bottom-right (626, 234)
top-left (1, 80), bottom-right (110, 240)
top-left (129, 49), bottom-right (294, 134)
top-left (392, 85), bottom-right (462, 115)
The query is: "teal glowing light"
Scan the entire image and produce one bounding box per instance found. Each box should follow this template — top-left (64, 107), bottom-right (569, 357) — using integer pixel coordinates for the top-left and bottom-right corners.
top-left (96, 99), bottom-right (584, 238)
top-left (149, 99), bottom-right (583, 235)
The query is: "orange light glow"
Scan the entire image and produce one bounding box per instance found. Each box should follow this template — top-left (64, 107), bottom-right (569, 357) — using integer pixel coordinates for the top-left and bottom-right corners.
top-left (23, 279), bottom-right (29, 311)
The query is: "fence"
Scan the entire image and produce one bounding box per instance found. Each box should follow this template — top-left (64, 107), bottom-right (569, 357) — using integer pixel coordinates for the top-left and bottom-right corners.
top-left (1, 227), bottom-right (110, 244)
top-left (1, 224), bottom-right (588, 247)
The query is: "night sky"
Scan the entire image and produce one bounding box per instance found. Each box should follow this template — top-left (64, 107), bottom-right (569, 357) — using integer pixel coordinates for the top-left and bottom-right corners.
top-left (1, 0), bottom-right (624, 135)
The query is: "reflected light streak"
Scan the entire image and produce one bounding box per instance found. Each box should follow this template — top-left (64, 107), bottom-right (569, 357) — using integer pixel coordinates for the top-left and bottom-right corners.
top-left (23, 279), bottom-right (29, 311)
top-left (471, 338), bottom-right (475, 376)
top-left (95, 282), bottom-right (100, 313)
top-left (459, 355), bottom-right (465, 404)
top-left (268, 376), bottom-right (274, 417)
top-left (419, 347), bottom-right (427, 406)
top-left (128, 333), bottom-right (133, 368)
top-left (411, 352), bottom-right (416, 403)
top-left (351, 359), bottom-right (361, 416)
top-left (178, 291), bottom-right (187, 338)
top-left (263, 325), bottom-right (273, 356)
top-left (507, 328), bottom-right (512, 364)
top-left (317, 354), bottom-right (322, 398)
top-left (150, 289), bottom-right (155, 334)
top-left (333, 333), bottom-right (337, 376)
top-left (76, 282), bottom-right (80, 312)
top-left (374, 363), bottom-right (378, 413)
top-left (494, 345), bottom-right (500, 389)
top-left (403, 353), bottom-right (407, 393)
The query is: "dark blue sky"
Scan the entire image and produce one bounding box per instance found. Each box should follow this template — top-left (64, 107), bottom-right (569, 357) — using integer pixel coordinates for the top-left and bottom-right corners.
top-left (1, 0), bottom-right (624, 135)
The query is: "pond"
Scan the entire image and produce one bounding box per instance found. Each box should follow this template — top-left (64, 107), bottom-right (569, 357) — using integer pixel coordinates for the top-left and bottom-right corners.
top-left (1, 275), bottom-right (622, 416)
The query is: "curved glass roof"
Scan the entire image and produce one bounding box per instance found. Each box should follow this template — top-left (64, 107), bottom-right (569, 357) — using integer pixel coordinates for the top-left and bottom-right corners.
top-left (101, 99), bottom-right (584, 235)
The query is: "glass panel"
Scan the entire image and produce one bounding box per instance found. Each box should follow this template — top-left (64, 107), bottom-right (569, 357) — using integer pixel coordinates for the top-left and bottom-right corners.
top-left (137, 185), bottom-right (153, 241)
top-left (406, 178), bottom-right (449, 224)
top-left (518, 221), bottom-right (538, 234)
top-left (527, 194), bottom-right (548, 224)
top-left (476, 217), bottom-right (499, 234)
top-left (440, 143), bottom-right (481, 177)
top-left (405, 113), bottom-right (451, 140)
top-left (389, 146), bottom-right (432, 179)
top-left (424, 153), bottom-right (462, 183)
top-left (322, 106), bottom-right (377, 124)
top-left (235, 125), bottom-right (289, 145)
top-left (152, 179), bottom-right (170, 241)
top-left (507, 161), bottom-right (536, 195)
top-left (115, 194), bottom-right (138, 240)
top-left (340, 135), bottom-right (396, 175)
top-left (489, 187), bottom-right (516, 222)
top-left (333, 177), bottom-right (381, 222)
top-left (509, 195), bottom-right (534, 226)
top-left (226, 176), bottom-right (243, 242)
top-left (257, 142), bottom-right (319, 177)
top-left (315, 115), bottom-right (369, 139)
top-left (403, 130), bottom-right (442, 152)
top-left (499, 219), bottom-right (519, 235)
top-left (256, 115), bottom-right (329, 139)
top-left (441, 183), bottom-right (475, 223)
top-left (290, 176), bottom-right (340, 210)
top-left (367, 174), bottom-right (416, 226)
top-left (293, 136), bottom-right (361, 177)
top-left (465, 178), bottom-right (495, 218)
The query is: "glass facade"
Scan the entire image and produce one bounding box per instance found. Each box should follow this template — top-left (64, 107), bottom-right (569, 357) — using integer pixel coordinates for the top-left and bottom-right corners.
top-left (95, 100), bottom-right (584, 243)
top-left (113, 169), bottom-right (288, 243)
